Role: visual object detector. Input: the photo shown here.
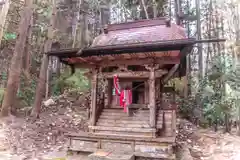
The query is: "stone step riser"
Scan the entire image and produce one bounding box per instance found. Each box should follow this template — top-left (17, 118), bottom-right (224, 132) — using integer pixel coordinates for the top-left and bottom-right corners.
top-left (94, 131), bottom-right (154, 138)
top-left (100, 113), bottom-right (163, 117)
top-left (99, 116), bottom-right (150, 121)
top-left (96, 123), bottom-right (163, 128)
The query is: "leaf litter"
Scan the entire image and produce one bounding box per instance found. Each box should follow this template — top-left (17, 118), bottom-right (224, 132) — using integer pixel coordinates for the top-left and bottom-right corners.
top-left (0, 90), bottom-right (90, 160)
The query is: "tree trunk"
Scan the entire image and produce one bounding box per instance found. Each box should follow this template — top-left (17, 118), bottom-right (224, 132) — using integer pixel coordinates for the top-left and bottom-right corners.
top-left (141, 0), bottom-right (149, 19)
top-left (45, 57), bottom-right (50, 99)
top-left (1, 0), bottom-right (32, 117)
top-left (31, 54), bottom-right (49, 117)
top-left (225, 113), bottom-right (231, 133)
top-left (44, 0), bottom-right (57, 99)
top-left (72, 0), bottom-right (82, 48)
top-left (0, 0), bottom-right (10, 46)
top-left (237, 99), bottom-right (240, 136)
top-left (51, 42), bottom-right (61, 78)
top-left (235, 4), bottom-right (240, 136)
top-left (31, 0), bottom-right (56, 117)
top-left (23, 15), bottom-right (33, 74)
top-left (152, 0), bottom-right (157, 18)
top-left (213, 120), bottom-right (218, 132)
top-left (237, 120), bottom-right (240, 136)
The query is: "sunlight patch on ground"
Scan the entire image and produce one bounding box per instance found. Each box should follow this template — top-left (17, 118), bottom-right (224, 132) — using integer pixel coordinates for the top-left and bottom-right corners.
top-left (0, 152), bottom-right (11, 160)
top-left (0, 120), bottom-right (10, 160)
top-left (42, 151), bottom-right (89, 160)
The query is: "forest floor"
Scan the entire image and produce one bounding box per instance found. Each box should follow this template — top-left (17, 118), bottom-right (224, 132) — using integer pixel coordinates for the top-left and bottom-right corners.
top-left (177, 119), bottom-right (240, 160)
top-left (0, 93), bottom-right (240, 159)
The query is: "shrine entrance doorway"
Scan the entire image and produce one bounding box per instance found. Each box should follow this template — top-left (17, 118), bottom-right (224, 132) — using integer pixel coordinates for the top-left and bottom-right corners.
top-left (132, 81), bottom-right (145, 104)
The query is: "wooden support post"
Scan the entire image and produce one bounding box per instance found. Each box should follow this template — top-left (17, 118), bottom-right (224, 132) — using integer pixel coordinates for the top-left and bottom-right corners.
top-left (149, 70), bottom-right (156, 128)
top-left (90, 69), bottom-right (98, 126)
top-left (144, 81), bottom-right (149, 104)
top-left (107, 79), bottom-right (113, 107)
top-left (172, 110), bottom-right (176, 137)
top-left (160, 83), bottom-right (163, 109)
top-left (145, 64), bottom-right (159, 128)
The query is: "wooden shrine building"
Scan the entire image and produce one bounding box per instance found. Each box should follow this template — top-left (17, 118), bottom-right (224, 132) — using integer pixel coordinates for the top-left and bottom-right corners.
top-left (47, 18), bottom-right (195, 160)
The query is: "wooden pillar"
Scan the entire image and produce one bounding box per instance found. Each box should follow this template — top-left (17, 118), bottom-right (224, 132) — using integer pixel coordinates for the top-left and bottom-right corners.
top-left (144, 81), bottom-right (149, 104)
top-left (149, 69), bottom-right (156, 128)
top-left (90, 69), bottom-right (98, 126)
top-left (107, 79), bottom-right (113, 107)
top-left (145, 64), bottom-right (159, 128)
top-left (160, 83), bottom-right (164, 109)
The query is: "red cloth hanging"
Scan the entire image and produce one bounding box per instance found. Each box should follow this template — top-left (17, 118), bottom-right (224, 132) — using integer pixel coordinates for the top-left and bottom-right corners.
top-left (120, 90), bottom-right (132, 112)
top-left (113, 75), bottom-right (121, 96)
top-left (113, 75), bottom-right (132, 112)
top-left (120, 91), bottom-right (124, 108)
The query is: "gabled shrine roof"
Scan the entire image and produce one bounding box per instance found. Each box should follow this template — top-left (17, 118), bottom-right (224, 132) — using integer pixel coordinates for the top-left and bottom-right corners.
top-left (91, 18), bottom-right (187, 47)
top-left (46, 18), bottom-right (197, 74)
top-left (47, 18), bottom-right (194, 59)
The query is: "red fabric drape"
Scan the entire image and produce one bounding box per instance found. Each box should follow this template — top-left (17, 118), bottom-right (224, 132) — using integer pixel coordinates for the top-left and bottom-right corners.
top-left (120, 90), bottom-right (132, 112)
top-left (113, 75), bottom-right (121, 96)
top-left (113, 75), bottom-right (132, 112)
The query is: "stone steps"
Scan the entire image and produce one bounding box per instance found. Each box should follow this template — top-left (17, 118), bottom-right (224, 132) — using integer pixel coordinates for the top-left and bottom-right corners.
top-left (100, 112), bottom-right (163, 116)
top-left (89, 126), bottom-right (156, 132)
top-left (99, 115), bottom-right (149, 121)
top-left (97, 109), bottom-right (163, 129)
top-left (96, 122), bottom-right (151, 128)
top-left (93, 108), bottom-right (163, 138)
top-left (93, 131), bottom-right (155, 138)
top-left (97, 119), bottom-right (150, 124)
top-left (97, 121), bottom-right (163, 128)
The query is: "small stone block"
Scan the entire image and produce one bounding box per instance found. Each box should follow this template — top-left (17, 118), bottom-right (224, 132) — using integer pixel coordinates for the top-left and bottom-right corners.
top-left (88, 150), bottom-right (135, 160)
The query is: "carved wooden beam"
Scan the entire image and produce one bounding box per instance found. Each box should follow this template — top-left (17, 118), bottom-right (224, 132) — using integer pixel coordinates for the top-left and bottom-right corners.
top-left (97, 70), bottom-right (167, 79)
top-left (162, 64), bottom-right (179, 84)
top-left (75, 63), bottom-right (95, 68)
top-left (144, 64), bottom-right (160, 71)
top-left (155, 69), bottom-right (168, 77)
top-left (117, 65), bottom-right (128, 72)
top-left (101, 58), bottom-right (178, 67)
top-left (72, 57), bottom-right (180, 69)
top-left (106, 55), bottom-right (115, 60)
top-left (103, 71), bottom-right (149, 78)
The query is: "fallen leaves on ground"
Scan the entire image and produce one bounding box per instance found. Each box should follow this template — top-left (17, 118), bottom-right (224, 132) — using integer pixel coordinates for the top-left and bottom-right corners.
top-left (0, 90), bottom-right (90, 160)
top-left (177, 119), bottom-right (240, 160)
